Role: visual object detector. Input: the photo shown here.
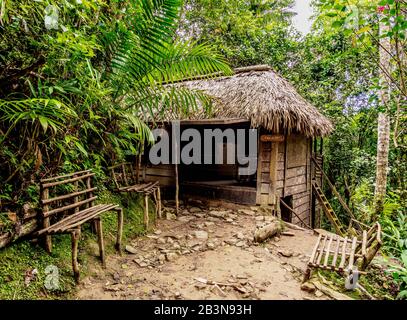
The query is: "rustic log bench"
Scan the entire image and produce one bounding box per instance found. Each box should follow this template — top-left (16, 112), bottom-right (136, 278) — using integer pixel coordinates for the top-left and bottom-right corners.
top-left (34, 170), bottom-right (123, 283)
top-left (303, 222), bottom-right (382, 283)
top-left (109, 162), bottom-right (161, 230)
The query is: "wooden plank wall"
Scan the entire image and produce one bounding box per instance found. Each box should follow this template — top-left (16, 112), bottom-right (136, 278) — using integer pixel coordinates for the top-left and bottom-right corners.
top-left (256, 140), bottom-right (280, 205)
top-left (143, 164), bottom-right (175, 187)
top-left (283, 135), bottom-right (311, 227)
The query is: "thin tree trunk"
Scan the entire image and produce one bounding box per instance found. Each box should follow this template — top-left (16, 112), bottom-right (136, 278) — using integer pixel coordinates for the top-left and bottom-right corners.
top-left (374, 20), bottom-right (391, 216)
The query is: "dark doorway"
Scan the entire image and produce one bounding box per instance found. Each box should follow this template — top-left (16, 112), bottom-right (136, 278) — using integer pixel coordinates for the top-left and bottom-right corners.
top-left (281, 195), bottom-right (293, 223)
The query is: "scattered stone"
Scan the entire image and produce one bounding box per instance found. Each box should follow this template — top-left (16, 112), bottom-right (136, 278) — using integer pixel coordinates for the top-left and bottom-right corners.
top-left (255, 216), bottom-right (265, 221)
top-left (235, 232), bottom-right (245, 240)
top-left (206, 242), bottom-right (215, 249)
top-left (112, 272), bottom-right (121, 282)
top-left (235, 241), bottom-right (246, 247)
top-left (104, 284), bottom-right (123, 292)
top-left (204, 221), bottom-right (215, 227)
top-left (125, 245), bottom-right (138, 254)
top-left (301, 282), bottom-right (316, 293)
top-left (239, 209), bottom-right (255, 216)
top-left (158, 254), bottom-right (166, 263)
top-left (189, 207), bottom-right (202, 213)
top-left (195, 283), bottom-right (207, 290)
top-left (154, 229), bottom-right (162, 235)
top-left (157, 237), bottom-right (166, 244)
top-left (166, 252), bottom-right (178, 261)
top-left (278, 249), bottom-right (294, 258)
top-left (194, 230), bottom-right (209, 240)
top-left (226, 218), bottom-right (234, 223)
top-left (172, 243), bottom-right (181, 250)
top-left (208, 210), bottom-right (228, 219)
top-left (178, 216), bottom-right (195, 223)
top-left (133, 259), bottom-right (148, 268)
top-left (225, 238), bottom-right (238, 245)
top-left (274, 236), bottom-right (281, 242)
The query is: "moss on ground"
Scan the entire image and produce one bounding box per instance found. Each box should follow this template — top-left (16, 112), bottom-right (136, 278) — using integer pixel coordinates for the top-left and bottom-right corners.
top-left (0, 188), bottom-right (154, 300)
top-left (316, 267), bottom-right (399, 300)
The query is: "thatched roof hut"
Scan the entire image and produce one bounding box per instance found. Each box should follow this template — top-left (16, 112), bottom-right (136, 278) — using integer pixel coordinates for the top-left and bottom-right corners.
top-left (148, 65), bottom-right (333, 137)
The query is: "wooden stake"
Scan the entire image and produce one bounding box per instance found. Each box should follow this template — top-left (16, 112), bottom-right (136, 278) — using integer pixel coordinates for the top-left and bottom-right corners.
top-left (144, 194), bottom-right (149, 230)
top-left (175, 163), bottom-right (179, 215)
top-left (42, 187), bottom-right (52, 253)
top-left (71, 228), bottom-right (81, 283)
top-left (115, 208), bottom-right (123, 254)
top-left (95, 218), bottom-right (106, 268)
top-left (157, 187), bottom-right (162, 219)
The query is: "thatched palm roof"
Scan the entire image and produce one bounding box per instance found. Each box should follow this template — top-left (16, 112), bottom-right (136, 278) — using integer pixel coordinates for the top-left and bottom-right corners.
top-left (151, 65), bottom-right (333, 137)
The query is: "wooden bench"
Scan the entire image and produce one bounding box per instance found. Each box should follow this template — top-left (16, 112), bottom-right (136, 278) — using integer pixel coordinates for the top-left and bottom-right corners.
top-left (34, 170), bottom-right (124, 283)
top-left (303, 222), bottom-right (382, 283)
top-left (109, 162), bottom-right (161, 230)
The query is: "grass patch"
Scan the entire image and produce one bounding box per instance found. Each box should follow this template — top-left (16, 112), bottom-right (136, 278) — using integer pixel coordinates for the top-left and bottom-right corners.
top-left (316, 267), bottom-right (399, 300)
top-left (0, 188), bottom-right (153, 300)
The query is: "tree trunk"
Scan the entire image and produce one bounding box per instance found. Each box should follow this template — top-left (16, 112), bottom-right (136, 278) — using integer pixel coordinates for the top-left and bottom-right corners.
top-left (374, 20), bottom-right (391, 216)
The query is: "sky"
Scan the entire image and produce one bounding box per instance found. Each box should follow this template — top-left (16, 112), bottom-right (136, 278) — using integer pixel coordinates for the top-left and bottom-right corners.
top-left (292, 0), bottom-right (314, 35)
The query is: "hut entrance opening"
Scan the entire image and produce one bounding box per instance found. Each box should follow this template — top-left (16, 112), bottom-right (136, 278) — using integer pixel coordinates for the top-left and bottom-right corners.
top-left (281, 195), bottom-right (293, 223)
top-left (178, 120), bottom-right (257, 204)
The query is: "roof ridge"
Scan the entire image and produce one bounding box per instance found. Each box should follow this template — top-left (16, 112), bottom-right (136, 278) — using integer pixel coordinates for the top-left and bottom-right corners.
top-left (234, 65), bottom-right (272, 74)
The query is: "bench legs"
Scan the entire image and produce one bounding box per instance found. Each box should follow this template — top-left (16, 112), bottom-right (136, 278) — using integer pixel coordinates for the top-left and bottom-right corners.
top-left (94, 218), bottom-right (106, 268)
top-left (115, 208), bottom-right (124, 254)
top-left (71, 228), bottom-right (81, 284)
top-left (144, 194), bottom-right (149, 230)
top-left (157, 187), bottom-right (162, 219)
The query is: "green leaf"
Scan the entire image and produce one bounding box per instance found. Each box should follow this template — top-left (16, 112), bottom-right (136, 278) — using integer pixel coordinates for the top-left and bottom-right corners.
top-left (38, 116), bottom-right (49, 133)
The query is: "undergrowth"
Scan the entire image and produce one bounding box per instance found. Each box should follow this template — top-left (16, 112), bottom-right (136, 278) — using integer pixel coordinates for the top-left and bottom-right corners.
top-left (0, 189), bottom-right (156, 300)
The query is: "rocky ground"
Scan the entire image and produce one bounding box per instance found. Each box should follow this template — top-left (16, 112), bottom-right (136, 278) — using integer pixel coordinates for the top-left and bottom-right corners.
top-left (76, 199), bottom-right (347, 300)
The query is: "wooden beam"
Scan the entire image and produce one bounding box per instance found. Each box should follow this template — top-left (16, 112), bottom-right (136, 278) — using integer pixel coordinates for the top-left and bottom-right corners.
top-left (260, 134), bottom-right (285, 142)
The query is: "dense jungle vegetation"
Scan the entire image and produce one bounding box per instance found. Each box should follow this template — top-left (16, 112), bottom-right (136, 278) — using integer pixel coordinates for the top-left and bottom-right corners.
top-left (0, 0), bottom-right (406, 299)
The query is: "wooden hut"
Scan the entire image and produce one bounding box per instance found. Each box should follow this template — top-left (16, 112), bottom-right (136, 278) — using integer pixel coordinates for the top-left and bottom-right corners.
top-left (140, 65), bottom-right (333, 228)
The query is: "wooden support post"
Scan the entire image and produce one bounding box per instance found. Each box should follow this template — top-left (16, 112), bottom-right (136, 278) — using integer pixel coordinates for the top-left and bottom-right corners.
top-left (175, 163), bottom-right (179, 215)
top-left (157, 187), bottom-right (162, 219)
top-left (42, 187), bottom-right (52, 253)
top-left (360, 240), bottom-right (381, 271)
top-left (153, 189), bottom-right (158, 227)
top-left (95, 218), bottom-right (106, 268)
top-left (136, 154), bottom-right (142, 184)
top-left (115, 208), bottom-right (123, 254)
top-left (283, 135), bottom-right (288, 197)
top-left (144, 194), bottom-right (149, 230)
top-left (71, 228), bottom-right (81, 284)
top-left (303, 267), bottom-right (312, 283)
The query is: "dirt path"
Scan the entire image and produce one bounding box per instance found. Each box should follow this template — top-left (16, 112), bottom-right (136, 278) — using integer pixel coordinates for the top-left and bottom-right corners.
top-left (77, 200), bottom-right (330, 300)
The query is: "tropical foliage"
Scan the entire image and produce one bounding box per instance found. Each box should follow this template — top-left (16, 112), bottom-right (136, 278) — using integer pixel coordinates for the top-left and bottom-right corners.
top-left (0, 0), bottom-right (231, 207)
